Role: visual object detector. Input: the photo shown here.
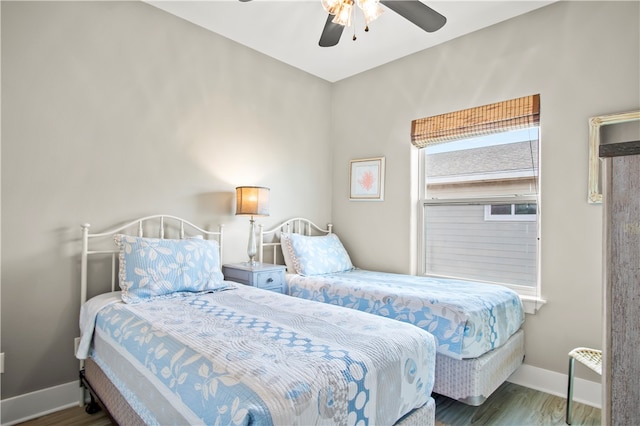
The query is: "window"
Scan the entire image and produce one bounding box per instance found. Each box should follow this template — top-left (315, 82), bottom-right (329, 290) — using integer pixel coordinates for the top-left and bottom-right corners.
top-left (484, 203), bottom-right (537, 221)
top-left (412, 95), bottom-right (541, 303)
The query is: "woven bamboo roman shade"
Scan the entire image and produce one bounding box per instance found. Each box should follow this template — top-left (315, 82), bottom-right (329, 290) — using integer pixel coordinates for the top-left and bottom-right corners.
top-left (411, 94), bottom-right (540, 148)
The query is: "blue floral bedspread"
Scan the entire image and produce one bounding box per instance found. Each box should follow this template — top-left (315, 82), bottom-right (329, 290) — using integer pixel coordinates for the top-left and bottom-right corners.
top-left (86, 284), bottom-right (435, 425)
top-left (287, 270), bottom-right (525, 359)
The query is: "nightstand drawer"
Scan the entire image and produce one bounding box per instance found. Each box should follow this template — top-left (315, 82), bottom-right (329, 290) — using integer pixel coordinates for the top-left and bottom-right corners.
top-left (255, 271), bottom-right (283, 289)
top-left (222, 263), bottom-right (286, 294)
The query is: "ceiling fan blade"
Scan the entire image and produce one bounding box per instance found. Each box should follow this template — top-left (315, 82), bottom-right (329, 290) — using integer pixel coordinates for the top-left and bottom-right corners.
top-left (381, 0), bottom-right (446, 33)
top-left (319, 14), bottom-right (345, 47)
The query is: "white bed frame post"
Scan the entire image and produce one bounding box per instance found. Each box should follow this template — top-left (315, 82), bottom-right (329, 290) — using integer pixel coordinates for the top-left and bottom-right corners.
top-left (79, 223), bottom-right (90, 406)
top-left (80, 224), bottom-right (90, 307)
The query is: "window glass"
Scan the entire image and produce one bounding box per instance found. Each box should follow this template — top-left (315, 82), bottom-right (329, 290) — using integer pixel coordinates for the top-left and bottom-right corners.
top-left (491, 205), bottom-right (512, 215)
top-left (515, 203), bottom-right (537, 215)
top-left (424, 203), bottom-right (537, 287)
top-left (422, 127), bottom-right (539, 295)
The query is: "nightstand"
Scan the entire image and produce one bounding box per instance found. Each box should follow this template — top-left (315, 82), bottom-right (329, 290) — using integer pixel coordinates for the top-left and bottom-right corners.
top-left (222, 263), bottom-right (286, 294)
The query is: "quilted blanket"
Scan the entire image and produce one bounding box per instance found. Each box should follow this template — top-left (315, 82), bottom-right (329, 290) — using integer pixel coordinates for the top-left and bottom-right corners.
top-left (287, 269), bottom-right (525, 359)
top-left (81, 284), bottom-right (436, 425)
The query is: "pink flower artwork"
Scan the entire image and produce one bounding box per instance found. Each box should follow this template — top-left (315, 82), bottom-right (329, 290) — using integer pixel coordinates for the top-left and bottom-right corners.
top-left (358, 170), bottom-right (376, 191)
top-left (350, 157), bottom-right (384, 200)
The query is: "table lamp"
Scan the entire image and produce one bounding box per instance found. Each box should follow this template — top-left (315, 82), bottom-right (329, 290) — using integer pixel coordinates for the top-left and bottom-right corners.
top-left (235, 186), bottom-right (270, 265)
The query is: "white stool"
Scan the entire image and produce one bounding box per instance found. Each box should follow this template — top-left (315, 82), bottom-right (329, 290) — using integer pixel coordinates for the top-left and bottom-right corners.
top-left (566, 347), bottom-right (602, 425)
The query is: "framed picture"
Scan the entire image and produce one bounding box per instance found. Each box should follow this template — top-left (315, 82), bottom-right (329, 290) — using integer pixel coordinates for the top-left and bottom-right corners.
top-left (588, 110), bottom-right (640, 203)
top-left (349, 157), bottom-right (385, 201)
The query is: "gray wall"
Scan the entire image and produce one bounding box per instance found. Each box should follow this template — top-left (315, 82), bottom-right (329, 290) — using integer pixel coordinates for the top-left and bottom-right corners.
top-left (331, 0), bottom-right (639, 381)
top-left (1, 1), bottom-right (331, 398)
top-left (2, 0), bottom-right (639, 403)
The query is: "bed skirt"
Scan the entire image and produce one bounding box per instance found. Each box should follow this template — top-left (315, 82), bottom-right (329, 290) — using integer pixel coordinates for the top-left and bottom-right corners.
top-left (433, 329), bottom-right (525, 406)
top-left (83, 357), bottom-right (435, 426)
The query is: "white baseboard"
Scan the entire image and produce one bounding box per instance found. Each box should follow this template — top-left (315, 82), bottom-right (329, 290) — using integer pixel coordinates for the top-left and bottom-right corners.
top-left (0, 381), bottom-right (85, 426)
top-left (0, 363), bottom-right (601, 424)
top-left (508, 363), bottom-right (601, 408)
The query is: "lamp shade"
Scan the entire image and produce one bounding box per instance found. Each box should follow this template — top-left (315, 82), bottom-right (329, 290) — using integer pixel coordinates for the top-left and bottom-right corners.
top-left (235, 186), bottom-right (270, 216)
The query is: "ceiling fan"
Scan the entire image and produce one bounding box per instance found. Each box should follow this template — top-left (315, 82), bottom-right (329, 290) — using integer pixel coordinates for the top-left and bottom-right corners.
top-left (239, 0), bottom-right (446, 48)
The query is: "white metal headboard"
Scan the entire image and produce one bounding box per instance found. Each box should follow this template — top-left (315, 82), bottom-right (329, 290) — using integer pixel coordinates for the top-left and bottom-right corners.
top-left (258, 217), bottom-right (332, 265)
top-left (80, 215), bottom-right (224, 306)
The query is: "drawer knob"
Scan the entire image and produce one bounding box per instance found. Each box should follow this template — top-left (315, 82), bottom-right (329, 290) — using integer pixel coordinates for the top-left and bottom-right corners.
top-left (267, 278), bottom-right (273, 283)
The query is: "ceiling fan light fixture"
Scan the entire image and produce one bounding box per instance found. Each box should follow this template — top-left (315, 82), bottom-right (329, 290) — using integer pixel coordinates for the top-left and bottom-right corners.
top-left (357, 0), bottom-right (384, 24)
top-left (318, 0), bottom-right (447, 48)
top-left (332, 0), bottom-right (354, 27)
top-left (321, 0), bottom-right (342, 15)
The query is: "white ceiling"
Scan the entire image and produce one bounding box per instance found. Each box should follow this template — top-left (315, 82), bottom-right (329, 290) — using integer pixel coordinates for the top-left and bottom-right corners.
top-left (147, 0), bottom-right (555, 82)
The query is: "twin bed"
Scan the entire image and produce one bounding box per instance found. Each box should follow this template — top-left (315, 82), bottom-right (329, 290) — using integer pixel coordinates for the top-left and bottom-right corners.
top-left (77, 215), bottom-right (437, 425)
top-left (259, 218), bottom-right (526, 406)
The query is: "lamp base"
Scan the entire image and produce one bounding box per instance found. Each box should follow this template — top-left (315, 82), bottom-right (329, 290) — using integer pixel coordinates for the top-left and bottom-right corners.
top-left (244, 260), bottom-right (260, 269)
top-left (247, 217), bottom-right (257, 265)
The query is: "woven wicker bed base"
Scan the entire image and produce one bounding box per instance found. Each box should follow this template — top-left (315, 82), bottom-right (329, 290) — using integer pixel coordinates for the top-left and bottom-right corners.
top-left (433, 329), bottom-right (525, 406)
top-left (84, 358), bottom-right (434, 425)
top-left (396, 397), bottom-right (435, 426)
top-left (84, 358), bottom-right (146, 426)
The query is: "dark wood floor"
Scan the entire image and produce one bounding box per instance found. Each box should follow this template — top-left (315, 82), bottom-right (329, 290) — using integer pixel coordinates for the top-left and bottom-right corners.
top-left (434, 382), bottom-right (600, 425)
top-left (18, 382), bottom-right (600, 425)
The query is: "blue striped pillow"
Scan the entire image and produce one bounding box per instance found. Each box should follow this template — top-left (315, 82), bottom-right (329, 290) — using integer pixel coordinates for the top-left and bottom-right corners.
top-left (281, 233), bottom-right (354, 276)
top-left (114, 235), bottom-right (231, 303)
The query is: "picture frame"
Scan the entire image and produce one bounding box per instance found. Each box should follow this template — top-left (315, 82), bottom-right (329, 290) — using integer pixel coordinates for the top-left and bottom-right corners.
top-left (349, 157), bottom-right (385, 201)
top-left (588, 110), bottom-right (640, 203)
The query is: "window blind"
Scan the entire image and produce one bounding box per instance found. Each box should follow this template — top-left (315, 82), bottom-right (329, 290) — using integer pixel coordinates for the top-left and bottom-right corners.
top-left (411, 94), bottom-right (540, 148)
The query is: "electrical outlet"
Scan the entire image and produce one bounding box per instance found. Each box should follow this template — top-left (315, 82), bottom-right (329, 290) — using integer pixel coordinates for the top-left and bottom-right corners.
top-left (74, 337), bottom-right (81, 355)
top-left (1, 352), bottom-right (5, 374)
